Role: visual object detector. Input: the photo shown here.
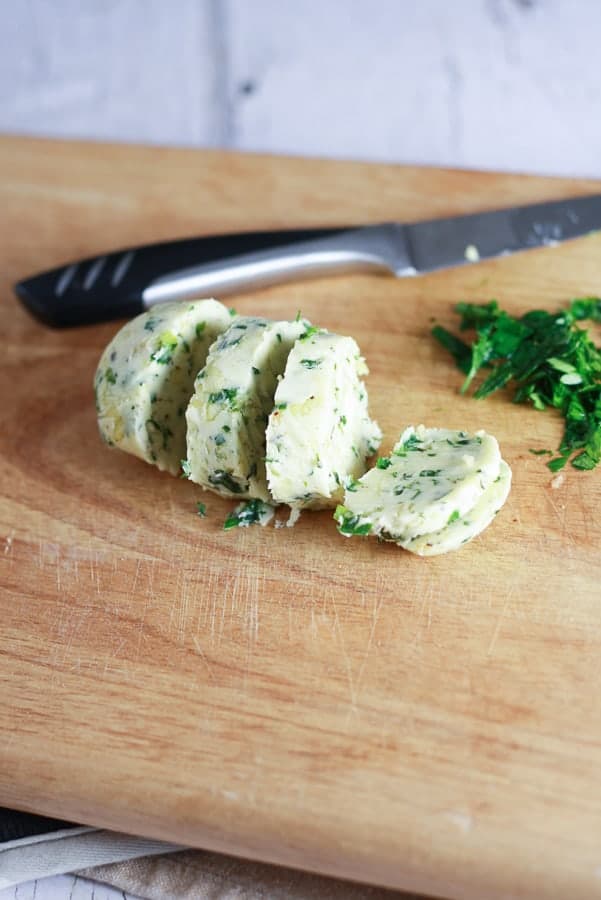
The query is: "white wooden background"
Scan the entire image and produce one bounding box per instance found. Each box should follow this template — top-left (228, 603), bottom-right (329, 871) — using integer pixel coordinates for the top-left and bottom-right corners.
top-left (2, 0), bottom-right (601, 176)
top-left (2, 1), bottom-right (601, 897)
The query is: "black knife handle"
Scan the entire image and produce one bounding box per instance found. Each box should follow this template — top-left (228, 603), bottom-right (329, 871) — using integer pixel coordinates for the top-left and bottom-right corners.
top-left (14, 227), bottom-right (342, 328)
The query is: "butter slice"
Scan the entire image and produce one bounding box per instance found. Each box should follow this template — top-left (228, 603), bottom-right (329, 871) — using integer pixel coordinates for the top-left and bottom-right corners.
top-left (186, 316), bottom-right (309, 500)
top-left (266, 330), bottom-right (382, 509)
top-left (337, 425), bottom-right (502, 541)
top-left (400, 460), bottom-right (512, 555)
top-left (94, 299), bottom-right (232, 475)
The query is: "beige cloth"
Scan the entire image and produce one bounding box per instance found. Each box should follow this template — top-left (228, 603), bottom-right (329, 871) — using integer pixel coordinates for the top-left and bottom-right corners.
top-left (80, 849), bottom-right (434, 899)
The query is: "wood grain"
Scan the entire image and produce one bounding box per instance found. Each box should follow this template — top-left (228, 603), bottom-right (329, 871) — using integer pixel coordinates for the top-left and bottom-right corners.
top-left (1, 136), bottom-right (601, 900)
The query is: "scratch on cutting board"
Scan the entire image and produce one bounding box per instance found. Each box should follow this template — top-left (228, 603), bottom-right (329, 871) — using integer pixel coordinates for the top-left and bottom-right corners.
top-left (129, 557), bottom-right (143, 599)
top-left (176, 568), bottom-right (191, 646)
top-left (192, 636), bottom-right (214, 681)
top-left (133, 583), bottom-right (151, 663)
top-left (487, 589), bottom-right (515, 657)
top-left (349, 593), bottom-right (383, 720)
top-left (443, 809), bottom-right (473, 833)
top-left (408, 581), bottom-right (435, 654)
top-left (55, 545), bottom-right (62, 592)
top-left (545, 490), bottom-right (575, 546)
top-left (331, 593), bottom-right (358, 722)
top-left (243, 569), bottom-right (260, 643)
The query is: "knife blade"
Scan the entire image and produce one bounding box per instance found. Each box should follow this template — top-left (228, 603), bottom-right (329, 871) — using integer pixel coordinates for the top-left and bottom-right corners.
top-left (15, 194), bottom-right (601, 328)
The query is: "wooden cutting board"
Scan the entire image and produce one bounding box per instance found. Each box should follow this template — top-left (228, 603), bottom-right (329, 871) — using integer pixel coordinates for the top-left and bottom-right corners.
top-left (2, 136), bottom-right (601, 900)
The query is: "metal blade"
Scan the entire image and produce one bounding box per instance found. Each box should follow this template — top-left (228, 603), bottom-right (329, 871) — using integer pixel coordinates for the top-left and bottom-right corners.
top-left (401, 193), bottom-right (601, 275)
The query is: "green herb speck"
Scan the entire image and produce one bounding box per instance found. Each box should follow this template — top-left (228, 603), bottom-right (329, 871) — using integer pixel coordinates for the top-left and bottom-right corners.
top-left (334, 505), bottom-right (372, 536)
top-left (208, 387), bottom-right (239, 408)
top-left (208, 470), bottom-right (244, 493)
top-left (150, 330), bottom-right (179, 365)
top-left (223, 499), bottom-right (274, 530)
top-left (300, 358), bottom-right (322, 369)
top-left (299, 325), bottom-right (320, 341)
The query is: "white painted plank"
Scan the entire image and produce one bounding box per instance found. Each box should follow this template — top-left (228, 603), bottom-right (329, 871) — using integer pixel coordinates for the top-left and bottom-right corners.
top-left (0, 0), bottom-right (220, 146)
top-left (1, 0), bottom-right (601, 175)
top-left (226, 0), bottom-right (601, 176)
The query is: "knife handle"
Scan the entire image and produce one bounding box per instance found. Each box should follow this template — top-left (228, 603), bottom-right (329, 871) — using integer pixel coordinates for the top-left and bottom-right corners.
top-left (14, 227), bottom-right (344, 328)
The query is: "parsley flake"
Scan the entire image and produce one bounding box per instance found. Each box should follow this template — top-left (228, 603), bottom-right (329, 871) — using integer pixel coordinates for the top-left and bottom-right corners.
top-left (223, 499), bottom-right (274, 530)
top-left (334, 505), bottom-right (372, 536)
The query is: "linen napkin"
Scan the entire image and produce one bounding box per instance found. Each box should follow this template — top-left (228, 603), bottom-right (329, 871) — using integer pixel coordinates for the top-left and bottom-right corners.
top-left (0, 807), bottom-right (181, 890)
top-left (81, 849), bottom-right (430, 899)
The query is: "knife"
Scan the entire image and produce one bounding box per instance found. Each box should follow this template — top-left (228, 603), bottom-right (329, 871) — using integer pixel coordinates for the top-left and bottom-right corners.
top-left (15, 194), bottom-right (601, 328)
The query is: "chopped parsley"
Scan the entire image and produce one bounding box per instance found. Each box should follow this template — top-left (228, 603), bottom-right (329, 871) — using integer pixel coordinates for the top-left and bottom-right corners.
top-left (150, 330), bottom-right (179, 365)
top-left (334, 505), bottom-right (372, 536)
top-left (144, 316), bottom-right (160, 332)
top-left (376, 456), bottom-right (391, 470)
top-left (105, 367), bottom-right (117, 385)
top-left (447, 509), bottom-right (461, 524)
top-left (393, 432), bottom-right (424, 457)
top-left (195, 321), bottom-right (206, 338)
top-left (196, 502), bottom-right (207, 518)
top-left (208, 387), bottom-right (238, 408)
top-left (223, 499), bottom-right (274, 530)
top-left (208, 470), bottom-right (244, 493)
top-left (146, 418), bottom-right (173, 450)
top-left (300, 358), bottom-right (322, 369)
top-left (433, 297), bottom-right (601, 471)
top-left (299, 325), bottom-right (321, 341)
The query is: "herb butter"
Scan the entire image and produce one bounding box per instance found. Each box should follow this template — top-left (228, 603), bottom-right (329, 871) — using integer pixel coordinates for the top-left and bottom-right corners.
top-left (335, 425), bottom-right (503, 542)
top-left (266, 330), bottom-right (382, 509)
top-left (399, 460), bottom-right (511, 555)
top-left (186, 316), bottom-right (310, 500)
top-left (94, 298), bottom-right (232, 475)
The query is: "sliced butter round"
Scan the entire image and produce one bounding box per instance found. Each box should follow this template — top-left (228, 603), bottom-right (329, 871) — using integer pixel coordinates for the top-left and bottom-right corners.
top-left (185, 316), bottom-right (309, 501)
top-left (94, 299), bottom-right (232, 475)
top-left (336, 425), bottom-right (502, 541)
top-left (399, 460), bottom-right (512, 555)
top-left (265, 330), bottom-right (382, 509)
